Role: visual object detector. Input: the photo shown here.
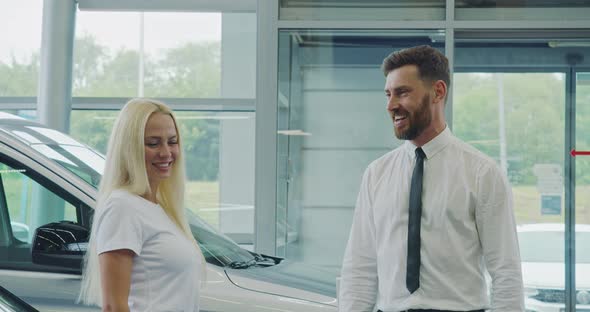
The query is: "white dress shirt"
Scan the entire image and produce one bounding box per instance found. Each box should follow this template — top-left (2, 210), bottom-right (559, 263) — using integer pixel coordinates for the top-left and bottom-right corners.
top-left (339, 126), bottom-right (524, 312)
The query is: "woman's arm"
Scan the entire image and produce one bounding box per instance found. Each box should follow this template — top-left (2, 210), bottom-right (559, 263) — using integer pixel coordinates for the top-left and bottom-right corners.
top-left (99, 249), bottom-right (135, 312)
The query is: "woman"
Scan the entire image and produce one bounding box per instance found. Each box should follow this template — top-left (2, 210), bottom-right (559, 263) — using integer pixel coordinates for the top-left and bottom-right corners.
top-left (79, 98), bottom-right (203, 311)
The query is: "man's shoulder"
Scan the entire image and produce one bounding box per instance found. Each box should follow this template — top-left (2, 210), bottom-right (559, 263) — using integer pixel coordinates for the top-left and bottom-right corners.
top-left (366, 145), bottom-right (406, 172)
top-left (449, 136), bottom-right (499, 169)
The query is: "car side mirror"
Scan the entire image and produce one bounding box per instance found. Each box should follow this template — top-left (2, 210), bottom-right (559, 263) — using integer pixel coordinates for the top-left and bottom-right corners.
top-left (31, 221), bottom-right (89, 269)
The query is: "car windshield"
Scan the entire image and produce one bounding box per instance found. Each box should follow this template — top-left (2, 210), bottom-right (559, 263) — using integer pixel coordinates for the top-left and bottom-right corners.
top-left (519, 230), bottom-right (590, 263)
top-left (4, 125), bottom-right (104, 187)
top-left (5, 123), bottom-right (255, 267)
top-left (186, 210), bottom-right (255, 266)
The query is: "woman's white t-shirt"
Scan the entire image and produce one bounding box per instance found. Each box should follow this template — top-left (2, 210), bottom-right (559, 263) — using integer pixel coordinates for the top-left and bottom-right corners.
top-left (95, 189), bottom-right (201, 312)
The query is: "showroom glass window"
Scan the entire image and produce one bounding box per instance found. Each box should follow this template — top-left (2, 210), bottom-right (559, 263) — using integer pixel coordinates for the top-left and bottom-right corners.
top-left (70, 10), bottom-right (256, 244)
top-left (0, 1), bottom-right (42, 97)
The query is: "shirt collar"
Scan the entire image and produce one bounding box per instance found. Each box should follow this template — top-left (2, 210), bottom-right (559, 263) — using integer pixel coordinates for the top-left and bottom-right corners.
top-left (403, 125), bottom-right (452, 160)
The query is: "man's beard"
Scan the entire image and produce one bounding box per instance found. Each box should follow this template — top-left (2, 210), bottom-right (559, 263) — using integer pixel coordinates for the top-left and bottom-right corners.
top-left (394, 94), bottom-right (432, 141)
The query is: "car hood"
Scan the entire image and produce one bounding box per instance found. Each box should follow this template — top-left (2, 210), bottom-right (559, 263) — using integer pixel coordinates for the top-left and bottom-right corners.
top-left (224, 260), bottom-right (338, 306)
top-left (522, 262), bottom-right (590, 289)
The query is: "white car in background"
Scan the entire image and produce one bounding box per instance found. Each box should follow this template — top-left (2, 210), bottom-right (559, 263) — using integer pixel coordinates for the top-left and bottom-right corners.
top-left (519, 223), bottom-right (590, 312)
top-left (0, 112), bottom-right (337, 311)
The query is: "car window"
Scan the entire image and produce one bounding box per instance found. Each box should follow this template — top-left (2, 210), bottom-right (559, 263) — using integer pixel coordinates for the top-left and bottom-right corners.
top-left (0, 159), bottom-right (85, 271)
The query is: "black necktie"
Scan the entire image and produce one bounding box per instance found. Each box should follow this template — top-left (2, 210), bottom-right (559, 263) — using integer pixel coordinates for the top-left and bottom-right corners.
top-left (406, 147), bottom-right (425, 293)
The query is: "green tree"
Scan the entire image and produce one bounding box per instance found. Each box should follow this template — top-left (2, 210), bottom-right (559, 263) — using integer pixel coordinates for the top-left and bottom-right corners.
top-left (177, 116), bottom-right (219, 181)
top-left (454, 73), bottom-right (565, 185)
top-left (1, 36), bottom-right (223, 182)
top-left (67, 38), bottom-right (221, 181)
top-left (453, 74), bottom-right (500, 159)
top-left (0, 54), bottom-right (39, 96)
top-left (72, 34), bottom-right (108, 95)
top-left (145, 41), bottom-right (220, 98)
top-left (69, 111), bottom-right (116, 155)
top-left (90, 49), bottom-right (139, 97)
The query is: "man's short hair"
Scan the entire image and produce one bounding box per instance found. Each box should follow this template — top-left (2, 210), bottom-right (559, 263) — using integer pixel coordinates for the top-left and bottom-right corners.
top-left (381, 45), bottom-right (450, 89)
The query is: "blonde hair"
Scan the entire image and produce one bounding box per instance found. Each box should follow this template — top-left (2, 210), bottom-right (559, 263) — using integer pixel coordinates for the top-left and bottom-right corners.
top-left (79, 98), bottom-right (197, 306)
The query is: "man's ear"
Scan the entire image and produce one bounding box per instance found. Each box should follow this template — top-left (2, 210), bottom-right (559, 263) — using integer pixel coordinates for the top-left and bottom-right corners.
top-left (433, 80), bottom-right (447, 104)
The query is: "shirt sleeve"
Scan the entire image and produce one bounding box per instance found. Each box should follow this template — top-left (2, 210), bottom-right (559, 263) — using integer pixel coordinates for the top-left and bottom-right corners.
top-left (95, 194), bottom-right (144, 256)
top-left (339, 168), bottom-right (378, 312)
top-left (475, 162), bottom-right (524, 312)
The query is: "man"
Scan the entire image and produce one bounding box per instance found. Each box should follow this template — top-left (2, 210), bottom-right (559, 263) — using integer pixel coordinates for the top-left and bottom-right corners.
top-left (339, 45), bottom-right (523, 312)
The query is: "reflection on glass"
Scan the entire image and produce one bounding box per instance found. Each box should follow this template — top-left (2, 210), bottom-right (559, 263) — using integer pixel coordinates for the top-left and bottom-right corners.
top-left (28, 126), bottom-right (83, 146)
top-left (61, 145), bottom-right (105, 175)
top-left (455, 0), bottom-right (590, 20)
top-left (30, 145), bottom-right (77, 167)
top-left (276, 29), bottom-right (445, 266)
top-left (454, 72), bottom-right (565, 311)
top-left (280, 0), bottom-right (445, 21)
top-left (12, 130), bottom-right (42, 144)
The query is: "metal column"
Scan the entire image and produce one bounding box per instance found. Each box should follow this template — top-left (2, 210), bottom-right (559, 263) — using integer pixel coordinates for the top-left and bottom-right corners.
top-left (38, 0), bottom-right (76, 132)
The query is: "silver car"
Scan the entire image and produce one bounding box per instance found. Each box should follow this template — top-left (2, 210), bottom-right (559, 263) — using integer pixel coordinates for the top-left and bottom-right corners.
top-left (0, 285), bottom-right (38, 312)
top-left (0, 112), bottom-right (337, 311)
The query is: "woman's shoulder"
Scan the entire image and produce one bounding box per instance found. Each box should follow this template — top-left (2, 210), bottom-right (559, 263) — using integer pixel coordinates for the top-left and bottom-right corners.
top-left (102, 189), bottom-right (147, 211)
top-left (108, 188), bottom-right (136, 201)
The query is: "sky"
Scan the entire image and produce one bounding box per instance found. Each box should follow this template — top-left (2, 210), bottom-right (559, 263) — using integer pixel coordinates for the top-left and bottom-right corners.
top-left (0, 1), bottom-right (221, 63)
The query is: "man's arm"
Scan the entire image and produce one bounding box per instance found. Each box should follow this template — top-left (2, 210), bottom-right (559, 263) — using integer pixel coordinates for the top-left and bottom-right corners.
top-left (339, 168), bottom-right (379, 312)
top-left (475, 163), bottom-right (524, 312)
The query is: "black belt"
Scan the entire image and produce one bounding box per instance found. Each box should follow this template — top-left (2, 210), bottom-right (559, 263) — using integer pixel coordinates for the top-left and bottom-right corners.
top-left (377, 309), bottom-right (484, 312)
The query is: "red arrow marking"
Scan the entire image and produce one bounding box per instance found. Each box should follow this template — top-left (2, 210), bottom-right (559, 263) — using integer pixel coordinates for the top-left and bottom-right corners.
top-left (571, 149), bottom-right (590, 157)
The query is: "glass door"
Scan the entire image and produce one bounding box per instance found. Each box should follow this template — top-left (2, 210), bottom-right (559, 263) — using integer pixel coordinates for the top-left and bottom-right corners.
top-left (575, 70), bottom-right (590, 311)
top-left (453, 71), bottom-right (567, 311)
